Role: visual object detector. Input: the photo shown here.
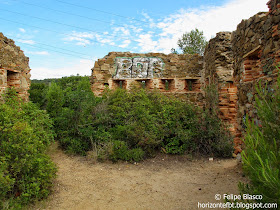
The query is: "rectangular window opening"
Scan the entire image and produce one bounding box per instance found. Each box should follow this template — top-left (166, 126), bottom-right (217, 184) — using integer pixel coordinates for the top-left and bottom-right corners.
top-left (7, 70), bottom-right (20, 89)
top-left (185, 79), bottom-right (200, 91)
top-left (112, 80), bottom-right (126, 89)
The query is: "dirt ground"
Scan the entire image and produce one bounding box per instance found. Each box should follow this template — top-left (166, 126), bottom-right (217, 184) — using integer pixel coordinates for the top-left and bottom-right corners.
top-left (32, 143), bottom-right (247, 210)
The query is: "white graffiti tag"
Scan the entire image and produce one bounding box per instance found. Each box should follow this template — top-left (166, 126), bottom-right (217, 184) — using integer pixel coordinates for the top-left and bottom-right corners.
top-left (114, 57), bottom-right (164, 79)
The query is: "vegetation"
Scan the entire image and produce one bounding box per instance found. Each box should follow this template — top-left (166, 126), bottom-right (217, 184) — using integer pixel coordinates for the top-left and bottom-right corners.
top-left (172, 28), bottom-right (208, 55)
top-left (29, 76), bottom-right (232, 162)
top-left (239, 76), bottom-right (280, 207)
top-left (0, 89), bottom-right (57, 209)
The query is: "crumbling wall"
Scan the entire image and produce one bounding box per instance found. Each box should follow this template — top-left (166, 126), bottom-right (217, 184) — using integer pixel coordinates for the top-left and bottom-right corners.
top-left (0, 32), bottom-right (31, 101)
top-left (203, 32), bottom-right (239, 152)
top-left (90, 0), bottom-right (280, 155)
top-left (91, 52), bottom-right (204, 105)
top-left (231, 0), bottom-right (280, 153)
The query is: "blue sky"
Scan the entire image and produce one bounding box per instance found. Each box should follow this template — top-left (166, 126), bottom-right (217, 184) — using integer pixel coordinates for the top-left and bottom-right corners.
top-left (0, 0), bottom-right (268, 79)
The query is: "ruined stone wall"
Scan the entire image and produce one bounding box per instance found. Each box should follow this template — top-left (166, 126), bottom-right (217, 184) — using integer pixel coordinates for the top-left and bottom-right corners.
top-left (231, 0), bottom-right (280, 153)
top-left (203, 32), bottom-right (239, 153)
top-left (0, 33), bottom-right (31, 101)
top-left (90, 0), bottom-right (280, 155)
top-left (91, 52), bottom-right (204, 105)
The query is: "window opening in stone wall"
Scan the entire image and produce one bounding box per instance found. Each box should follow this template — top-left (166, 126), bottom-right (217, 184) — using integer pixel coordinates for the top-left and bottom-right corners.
top-left (186, 80), bottom-right (193, 91)
top-left (242, 55), bottom-right (260, 82)
top-left (160, 79), bottom-right (174, 91)
top-left (104, 83), bottom-right (109, 87)
top-left (7, 70), bottom-right (20, 91)
top-left (141, 80), bottom-right (146, 89)
top-left (185, 79), bottom-right (200, 91)
top-left (242, 46), bottom-right (261, 82)
top-left (165, 80), bottom-right (169, 90)
top-left (112, 80), bottom-right (126, 89)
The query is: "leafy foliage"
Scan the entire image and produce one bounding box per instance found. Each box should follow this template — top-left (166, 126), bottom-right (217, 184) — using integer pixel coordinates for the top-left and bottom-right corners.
top-left (91, 88), bottom-right (232, 159)
top-left (0, 89), bottom-right (57, 209)
top-left (46, 76), bottom-right (99, 155)
top-left (30, 76), bottom-right (232, 162)
top-left (29, 83), bottom-right (48, 109)
top-left (240, 75), bottom-right (280, 206)
top-left (176, 28), bottom-right (208, 55)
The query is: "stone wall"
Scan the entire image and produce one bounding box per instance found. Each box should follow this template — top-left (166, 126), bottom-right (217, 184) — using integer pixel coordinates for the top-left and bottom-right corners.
top-left (0, 33), bottom-right (31, 101)
top-left (91, 0), bottom-right (280, 155)
top-left (91, 52), bottom-right (204, 105)
top-left (203, 32), bottom-right (239, 153)
top-left (230, 0), bottom-right (280, 153)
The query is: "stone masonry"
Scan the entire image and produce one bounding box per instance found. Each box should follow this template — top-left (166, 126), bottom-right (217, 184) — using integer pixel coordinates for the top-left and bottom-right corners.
top-left (203, 32), bottom-right (239, 153)
top-left (0, 33), bottom-right (31, 101)
top-left (91, 0), bottom-right (279, 154)
top-left (230, 0), bottom-right (280, 153)
top-left (91, 52), bottom-right (204, 105)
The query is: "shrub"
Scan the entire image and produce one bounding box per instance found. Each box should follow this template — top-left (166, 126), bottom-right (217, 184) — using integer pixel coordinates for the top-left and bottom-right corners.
top-left (28, 83), bottom-right (48, 109)
top-left (195, 110), bottom-right (233, 157)
top-left (91, 88), bottom-right (232, 160)
top-left (30, 76), bottom-right (234, 162)
top-left (199, 83), bottom-right (233, 157)
top-left (239, 76), bottom-right (280, 206)
top-left (0, 89), bottom-right (57, 208)
top-left (45, 76), bottom-right (98, 155)
top-left (109, 140), bottom-right (145, 163)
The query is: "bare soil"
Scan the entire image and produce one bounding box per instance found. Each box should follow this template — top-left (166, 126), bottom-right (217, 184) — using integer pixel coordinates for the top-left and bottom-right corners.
top-left (32, 143), bottom-right (247, 210)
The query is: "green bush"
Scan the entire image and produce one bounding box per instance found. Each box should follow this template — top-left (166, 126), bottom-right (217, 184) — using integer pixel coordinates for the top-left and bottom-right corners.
top-left (195, 110), bottom-right (233, 157)
top-left (0, 89), bottom-right (57, 208)
top-left (91, 88), bottom-right (232, 160)
top-left (30, 76), bottom-right (233, 162)
top-left (28, 83), bottom-right (48, 109)
top-left (240, 76), bottom-right (280, 206)
top-left (109, 140), bottom-right (145, 163)
top-left (45, 76), bottom-right (98, 155)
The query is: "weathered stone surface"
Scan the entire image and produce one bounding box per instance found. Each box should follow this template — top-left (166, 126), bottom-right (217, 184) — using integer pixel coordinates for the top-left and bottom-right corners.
top-left (230, 0), bottom-right (280, 153)
top-left (0, 33), bottom-right (31, 101)
top-left (91, 52), bottom-right (204, 105)
top-left (90, 0), bottom-right (280, 155)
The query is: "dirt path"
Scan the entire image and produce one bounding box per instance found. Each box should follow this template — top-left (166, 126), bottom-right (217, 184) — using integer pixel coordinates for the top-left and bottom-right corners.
top-left (34, 143), bottom-right (246, 210)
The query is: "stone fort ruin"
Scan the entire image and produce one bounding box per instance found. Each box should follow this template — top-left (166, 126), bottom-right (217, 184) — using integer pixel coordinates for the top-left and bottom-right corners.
top-left (91, 52), bottom-right (204, 105)
top-left (1, 0), bottom-right (279, 154)
top-left (0, 32), bottom-right (31, 101)
top-left (91, 0), bottom-right (280, 154)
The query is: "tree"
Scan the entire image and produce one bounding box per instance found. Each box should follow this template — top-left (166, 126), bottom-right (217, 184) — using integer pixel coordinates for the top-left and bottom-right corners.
top-left (176, 28), bottom-right (208, 55)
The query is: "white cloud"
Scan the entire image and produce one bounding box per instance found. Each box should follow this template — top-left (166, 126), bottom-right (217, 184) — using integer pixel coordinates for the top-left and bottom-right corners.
top-left (136, 34), bottom-right (158, 52)
top-left (64, 31), bottom-right (117, 46)
top-left (26, 50), bottom-right (49, 55)
top-left (113, 27), bottom-right (131, 36)
top-left (62, 0), bottom-right (268, 54)
top-left (31, 59), bottom-right (96, 79)
top-left (130, 25), bottom-right (143, 33)
top-left (118, 40), bottom-right (131, 48)
top-left (64, 31), bottom-right (96, 46)
top-left (19, 28), bottom-right (26, 33)
top-left (135, 0), bottom-right (268, 53)
top-left (141, 12), bottom-right (156, 28)
top-left (16, 39), bottom-right (35, 45)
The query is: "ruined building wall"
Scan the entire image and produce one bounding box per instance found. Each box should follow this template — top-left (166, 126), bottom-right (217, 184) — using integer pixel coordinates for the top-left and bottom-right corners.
top-left (90, 0), bottom-right (280, 155)
top-left (203, 32), bottom-right (239, 153)
top-left (0, 33), bottom-right (31, 101)
top-left (231, 0), bottom-right (280, 153)
top-left (91, 52), bottom-right (204, 105)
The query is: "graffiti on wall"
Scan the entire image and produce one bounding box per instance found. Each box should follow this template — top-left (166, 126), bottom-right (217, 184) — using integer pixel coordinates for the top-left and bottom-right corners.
top-left (114, 57), bottom-right (164, 79)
